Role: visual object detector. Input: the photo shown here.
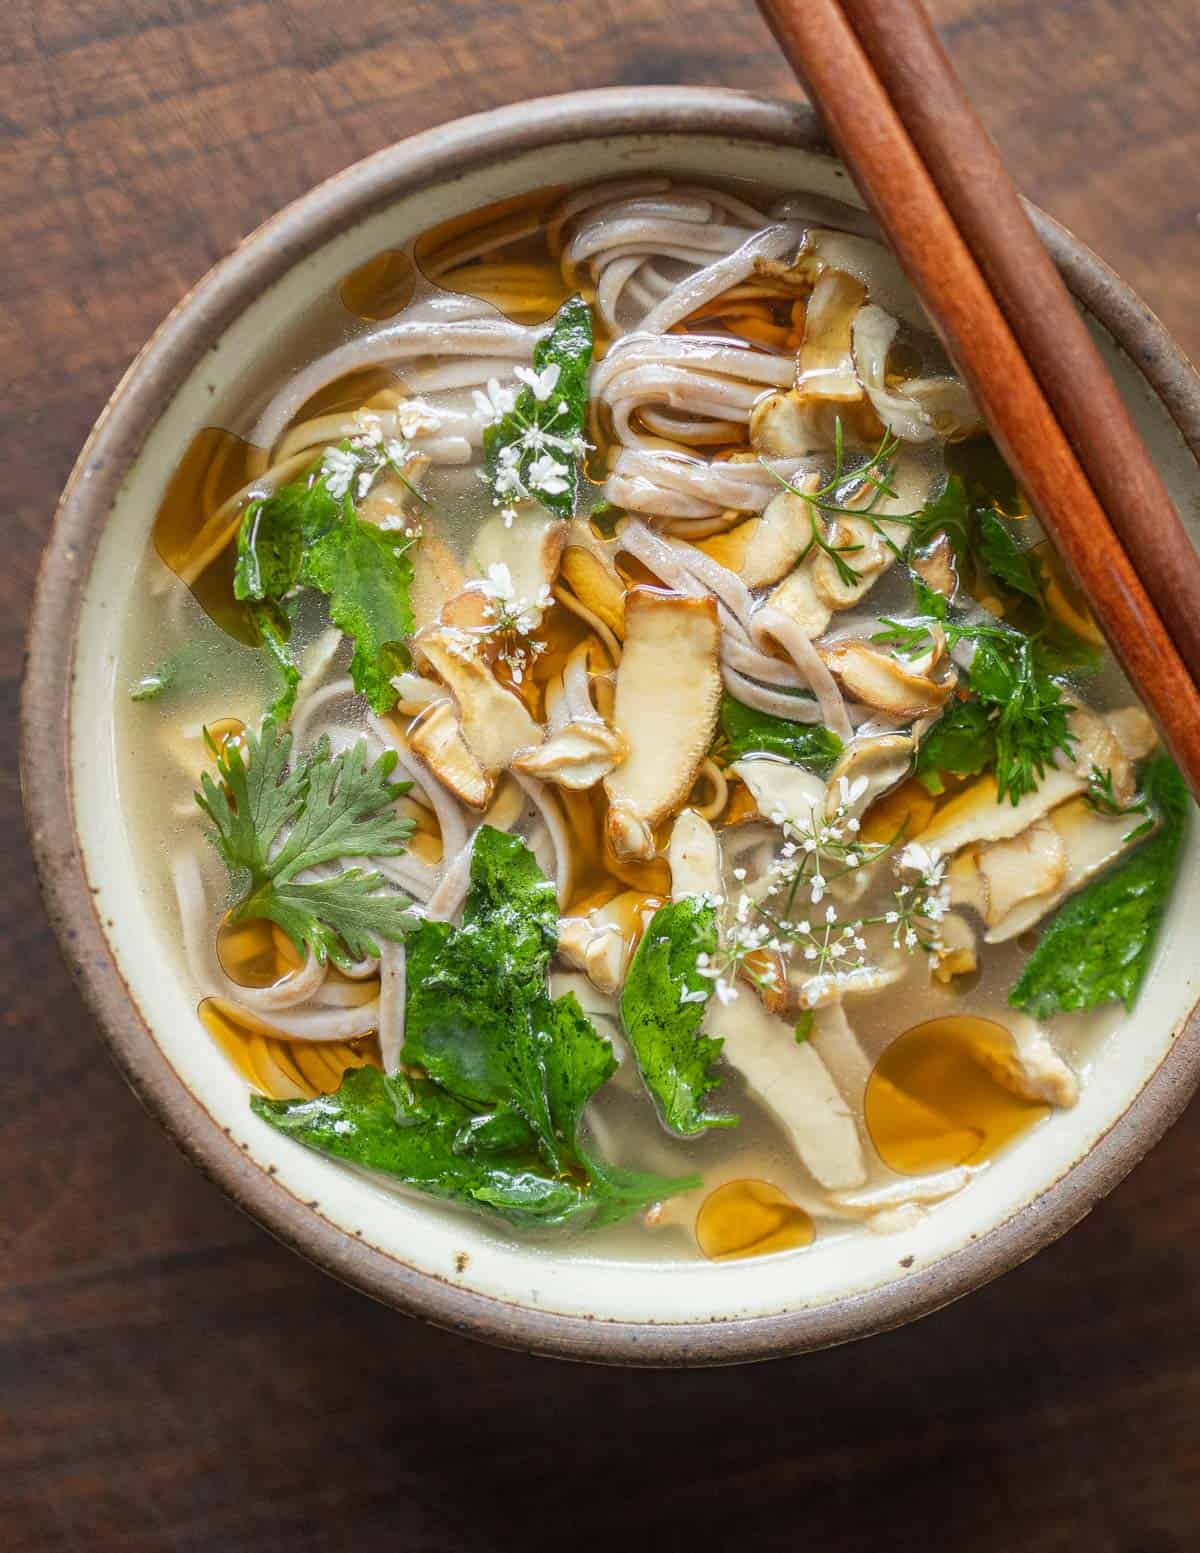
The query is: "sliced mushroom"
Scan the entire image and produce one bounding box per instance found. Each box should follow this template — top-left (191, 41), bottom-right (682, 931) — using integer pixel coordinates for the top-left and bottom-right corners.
top-left (730, 758), bottom-right (826, 832)
top-left (791, 961), bottom-right (905, 1013)
top-left (830, 1166), bottom-right (972, 1215)
top-left (911, 532), bottom-right (958, 602)
top-left (749, 388), bottom-right (820, 458)
top-left (703, 983), bottom-right (868, 1190)
top-left (557, 917), bottom-right (629, 995)
top-left (919, 705), bottom-right (1148, 857)
top-left (469, 507), bottom-right (566, 606)
top-left (763, 559), bottom-right (832, 640)
top-left (1066, 701), bottom-right (1139, 805)
top-left (409, 533), bottom-right (465, 633)
top-left (513, 719), bottom-right (627, 790)
top-left (559, 545), bottom-right (627, 639)
top-left (408, 699), bottom-right (492, 809)
top-left (974, 1012), bottom-right (1078, 1108)
top-left (420, 632), bottom-right (543, 774)
top-left (826, 733), bottom-right (914, 817)
top-left (603, 588), bottom-right (722, 860)
top-left (948, 817), bottom-right (1067, 928)
top-left (811, 520), bottom-right (889, 608)
top-left (930, 912), bottom-right (977, 983)
top-left (738, 486), bottom-right (817, 588)
top-left (821, 639), bottom-right (953, 717)
top-left (796, 269), bottom-right (867, 403)
top-left (983, 795), bottom-right (1155, 943)
top-left (668, 809), bottom-right (723, 900)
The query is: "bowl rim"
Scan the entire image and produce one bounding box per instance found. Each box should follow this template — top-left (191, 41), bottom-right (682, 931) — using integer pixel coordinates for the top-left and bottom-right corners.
top-left (21, 84), bottom-right (1200, 1367)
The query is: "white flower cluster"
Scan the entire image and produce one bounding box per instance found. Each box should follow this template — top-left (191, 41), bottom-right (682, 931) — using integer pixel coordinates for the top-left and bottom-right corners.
top-left (695, 780), bottom-right (948, 1011)
top-left (473, 363), bottom-right (589, 527)
top-left (439, 562), bottom-right (551, 685)
top-left (318, 412), bottom-right (428, 541)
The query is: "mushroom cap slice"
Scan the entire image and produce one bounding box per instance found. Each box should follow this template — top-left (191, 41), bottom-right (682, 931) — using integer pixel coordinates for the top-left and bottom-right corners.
top-left (796, 269), bottom-right (867, 403)
top-left (668, 808), bottom-right (723, 900)
top-left (420, 632), bottom-right (543, 775)
top-left (982, 795), bottom-right (1155, 943)
top-left (738, 487), bottom-right (816, 589)
top-left (703, 983), bottom-right (868, 1190)
top-left (408, 699), bottom-right (492, 809)
top-left (513, 719), bottom-right (627, 790)
top-left (930, 912), bottom-right (978, 983)
top-left (920, 767), bottom-right (1084, 856)
top-left (918, 705), bottom-right (1146, 858)
top-left (764, 560), bottom-right (832, 640)
top-left (948, 817), bottom-right (1068, 928)
top-left (559, 545), bottom-right (626, 637)
top-left (975, 1012), bottom-right (1078, 1108)
top-left (468, 507), bottom-right (566, 607)
top-left (826, 733), bottom-right (914, 817)
top-left (821, 639), bottom-right (953, 717)
top-left (409, 533), bottom-right (466, 634)
top-left (603, 588), bottom-right (722, 860)
top-left (730, 758), bottom-right (826, 832)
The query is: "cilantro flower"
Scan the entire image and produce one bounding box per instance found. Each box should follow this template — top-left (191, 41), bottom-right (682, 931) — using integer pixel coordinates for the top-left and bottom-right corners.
top-left (321, 445), bottom-right (359, 501)
top-left (526, 452), bottom-right (571, 497)
top-left (514, 361), bottom-right (562, 402)
top-left (473, 378), bottom-right (518, 424)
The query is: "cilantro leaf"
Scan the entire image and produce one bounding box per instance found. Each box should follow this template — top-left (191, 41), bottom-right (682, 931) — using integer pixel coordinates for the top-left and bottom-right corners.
top-left (482, 295), bottom-right (593, 519)
top-left (620, 898), bottom-right (736, 1136)
top-left (234, 446), bottom-right (416, 713)
top-left (252, 830), bottom-right (699, 1229)
top-left (1010, 755), bottom-right (1189, 1016)
top-left (946, 434), bottom-right (1023, 515)
top-left (717, 694), bottom-right (843, 771)
top-left (195, 718), bottom-right (413, 969)
top-left (301, 516), bottom-right (414, 710)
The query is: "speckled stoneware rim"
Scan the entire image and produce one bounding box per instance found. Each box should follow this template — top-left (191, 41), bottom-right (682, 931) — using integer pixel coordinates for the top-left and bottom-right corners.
top-left (21, 87), bottom-right (1200, 1367)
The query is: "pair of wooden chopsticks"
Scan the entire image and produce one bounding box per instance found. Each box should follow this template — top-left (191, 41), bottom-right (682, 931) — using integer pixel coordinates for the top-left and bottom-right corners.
top-left (757, 0), bottom-right (1200, 799)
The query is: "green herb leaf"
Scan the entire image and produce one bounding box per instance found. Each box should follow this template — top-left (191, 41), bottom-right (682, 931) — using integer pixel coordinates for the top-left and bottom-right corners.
top-left (974, 509), bottom-right (1045, 601)
top-left (483, 295), bottom-right (594, 519)
top-left (1010, 755), bottom-right (1189, 1016)
top-left (907, 474), bottom-right (972, 565)
top-left (914, 698), bottom-right (996, 794)
top-left (253, 831), bottom-right (698, 1229)
top-left (196, 718), bottom-right (413, 969)
top-left (718, 694), bottom-right (843, 772)
top-left (234, 446), bottom-right (416, 712)
top-left (793, 1010), bottom-right (815, 1044)
top-left (301, 516), bottom-right (414, 711)
top-left (620, 898), bottom-right (736, 1136)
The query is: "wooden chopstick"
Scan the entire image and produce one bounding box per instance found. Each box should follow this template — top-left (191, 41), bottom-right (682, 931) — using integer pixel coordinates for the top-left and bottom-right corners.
top-left (755, 0), bottom-right (1200, 799)
top-left (838, 0), bottom-right (1200, 685)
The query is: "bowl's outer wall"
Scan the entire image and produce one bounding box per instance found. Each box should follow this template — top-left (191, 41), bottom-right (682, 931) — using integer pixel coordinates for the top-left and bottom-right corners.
top-left (21, 87), bottom-right (1200, 1366)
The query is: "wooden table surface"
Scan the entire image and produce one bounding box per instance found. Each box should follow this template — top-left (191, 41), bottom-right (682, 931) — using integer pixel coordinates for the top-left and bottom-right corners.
top-left (4, 1), bottom-right (1199, 1547)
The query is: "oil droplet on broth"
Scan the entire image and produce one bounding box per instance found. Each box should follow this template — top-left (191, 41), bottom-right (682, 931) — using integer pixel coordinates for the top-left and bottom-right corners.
top-left (199, 997), bottom-right (379, 1101)
top-left (216, 916), bottom-right (304, 989)
top-left (695, 1179), bottom-right (815, 1262)
top-left (865, 1015), bottom-right (1049, 1176)
top-left (153, 428), bottom-right (264, 642)
top-left (339, 250), bottom-right (417, 321)
top-left (413, 186), bottom-right (572, 325)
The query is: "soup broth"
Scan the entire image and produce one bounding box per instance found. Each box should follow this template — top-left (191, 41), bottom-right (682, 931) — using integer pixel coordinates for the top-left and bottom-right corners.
top-left (115, 175), bottom-right (1181, 1263)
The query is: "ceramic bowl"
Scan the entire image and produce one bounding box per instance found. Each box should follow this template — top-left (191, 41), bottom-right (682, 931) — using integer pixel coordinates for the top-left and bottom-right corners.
top-left (22, 87), bottom-right (1200, 1365)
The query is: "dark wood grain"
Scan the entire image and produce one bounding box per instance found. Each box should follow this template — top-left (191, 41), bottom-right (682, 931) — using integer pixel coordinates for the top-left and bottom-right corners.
top-left (3, 2), bottom-right (1199, 1548)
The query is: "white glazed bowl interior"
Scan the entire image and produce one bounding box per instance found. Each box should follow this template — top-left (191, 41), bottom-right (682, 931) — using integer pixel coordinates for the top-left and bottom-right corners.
top-left (66, 104), bottom-right (1200, 1349)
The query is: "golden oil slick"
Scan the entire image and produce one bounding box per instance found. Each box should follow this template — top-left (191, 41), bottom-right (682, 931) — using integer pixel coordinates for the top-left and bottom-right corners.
top-left (696, 1179), bottom-right (815, 1261)
top-left (866, 1014), bottom-right (1049, 1175)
